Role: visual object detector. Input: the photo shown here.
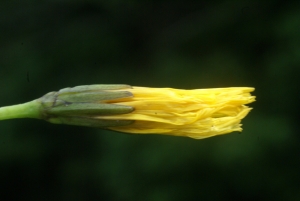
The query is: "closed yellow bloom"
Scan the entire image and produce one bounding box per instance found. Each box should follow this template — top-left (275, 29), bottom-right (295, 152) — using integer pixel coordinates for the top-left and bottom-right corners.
top-left (102, 87), bottom-right (255, 139)
top-left (0, 85), bottom-right (255, 139)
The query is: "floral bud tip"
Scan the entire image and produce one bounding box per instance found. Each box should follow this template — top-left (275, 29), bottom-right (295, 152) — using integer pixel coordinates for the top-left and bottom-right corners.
top-left (100, 86), bottom-right (255, 139)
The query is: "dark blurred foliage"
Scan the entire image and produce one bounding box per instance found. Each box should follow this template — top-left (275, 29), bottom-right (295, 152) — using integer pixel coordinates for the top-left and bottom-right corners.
top-left (0, 1), bottom-right (300, 201)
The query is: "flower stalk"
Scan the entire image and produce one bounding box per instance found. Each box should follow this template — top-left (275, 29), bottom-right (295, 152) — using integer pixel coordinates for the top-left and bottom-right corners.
top-left (0, 84), bottom-right (255, 139)
top-left (0, 100), bottom-right (40, 120)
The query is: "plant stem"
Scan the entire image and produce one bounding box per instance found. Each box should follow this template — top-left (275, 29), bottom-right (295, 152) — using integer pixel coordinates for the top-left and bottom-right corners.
top-left (0, 100), bottom-right (41, 120)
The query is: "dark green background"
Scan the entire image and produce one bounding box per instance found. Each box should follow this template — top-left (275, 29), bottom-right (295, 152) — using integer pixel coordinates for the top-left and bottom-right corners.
top-left (0, 1), bottom-right (299, 200)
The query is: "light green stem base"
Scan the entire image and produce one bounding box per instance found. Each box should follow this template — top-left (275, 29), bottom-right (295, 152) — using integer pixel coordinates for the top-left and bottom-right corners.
top-left (0, 100), bottom-right (41, 120)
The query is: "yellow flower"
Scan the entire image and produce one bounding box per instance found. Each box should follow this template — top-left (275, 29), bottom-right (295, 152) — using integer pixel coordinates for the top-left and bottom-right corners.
top-left (0, 85), bottom-right (255, 139)
top-left (102, 87), bottom-right (255, 139)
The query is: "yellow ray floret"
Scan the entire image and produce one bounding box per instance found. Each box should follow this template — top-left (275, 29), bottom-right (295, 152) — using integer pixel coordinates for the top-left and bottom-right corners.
top-left (101, 87), bottom-right (255, 139)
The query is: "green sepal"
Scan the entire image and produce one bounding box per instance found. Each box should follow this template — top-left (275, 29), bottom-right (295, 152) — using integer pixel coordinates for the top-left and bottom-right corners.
top-left (58, 84), bottom-right (131, 93)
top-left (58, 91), bottom-right (132, 103)
top-left (48, 116), bottom-right (134, 127)
top-left (45, 103), bottom-right (134, 116)
top-left (41, 85), bottom-right (133, 107)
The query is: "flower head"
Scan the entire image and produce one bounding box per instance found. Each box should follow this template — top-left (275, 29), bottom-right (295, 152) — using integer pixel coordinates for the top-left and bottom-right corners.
top-left (0, 84), bottom-right (255, 139)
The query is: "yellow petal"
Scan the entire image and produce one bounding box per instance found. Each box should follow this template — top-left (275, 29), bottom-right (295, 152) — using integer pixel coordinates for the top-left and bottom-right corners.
top-left (101, 87), bottom-right (255, 139)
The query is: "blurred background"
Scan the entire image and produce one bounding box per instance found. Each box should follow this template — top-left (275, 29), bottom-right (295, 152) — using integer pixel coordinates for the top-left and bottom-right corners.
top-left (0, 1), bottom-right (299, 200)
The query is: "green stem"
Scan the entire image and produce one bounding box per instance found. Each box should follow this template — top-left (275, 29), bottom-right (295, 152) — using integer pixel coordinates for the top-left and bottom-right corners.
top-left (0, 100), bottom-right (41, 120)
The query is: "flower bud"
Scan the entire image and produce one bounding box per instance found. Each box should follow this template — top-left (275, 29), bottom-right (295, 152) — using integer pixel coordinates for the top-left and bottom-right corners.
top-left (0, 84), bottom-right (255, 139)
